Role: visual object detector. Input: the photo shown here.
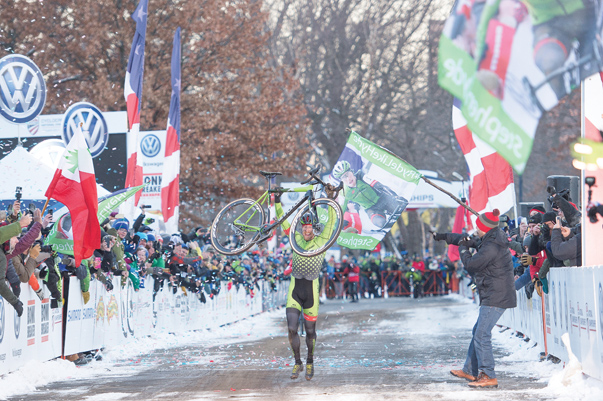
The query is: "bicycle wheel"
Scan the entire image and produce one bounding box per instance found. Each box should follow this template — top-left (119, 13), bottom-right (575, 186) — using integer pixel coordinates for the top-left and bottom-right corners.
top-left (289, 198), bottom-right (343, 257)
top-left (211, 198), bottom-right (266, 255)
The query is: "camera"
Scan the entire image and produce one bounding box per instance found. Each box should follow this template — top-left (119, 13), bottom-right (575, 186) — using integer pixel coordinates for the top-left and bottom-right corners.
top-left (25, 202), bottom-right (35, 216)
top-left (15, 186), bottom-right (22, 201)
top-left (585, 176), bottom-right (603, 224)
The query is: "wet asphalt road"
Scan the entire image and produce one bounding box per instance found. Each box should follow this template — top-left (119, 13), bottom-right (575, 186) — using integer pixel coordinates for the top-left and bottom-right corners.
top-left (8, 296), bottom-right (557, 401)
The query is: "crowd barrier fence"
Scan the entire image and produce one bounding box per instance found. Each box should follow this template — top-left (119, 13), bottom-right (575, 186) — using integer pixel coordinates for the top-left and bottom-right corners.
top-left (0, 275), bottom-right (288, 375)
top-left (497, 266), bottom-right (603, 382)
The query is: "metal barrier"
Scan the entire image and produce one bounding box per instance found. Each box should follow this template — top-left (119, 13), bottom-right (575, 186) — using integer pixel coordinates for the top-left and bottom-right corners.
top-left (322, 272), bottom-right (370, 299)
top-left (423, 270), bottom-right (448, 296)
top-left (380, 271), bottom-right (411, 296)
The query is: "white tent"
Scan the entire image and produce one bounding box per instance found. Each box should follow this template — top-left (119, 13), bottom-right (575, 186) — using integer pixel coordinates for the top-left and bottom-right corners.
top-left (0, 145), bottom-right (110, 206)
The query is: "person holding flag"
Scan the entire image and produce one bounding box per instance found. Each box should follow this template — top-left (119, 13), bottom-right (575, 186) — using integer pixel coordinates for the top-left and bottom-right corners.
top-left (45, 124), bottom-right (100, 268)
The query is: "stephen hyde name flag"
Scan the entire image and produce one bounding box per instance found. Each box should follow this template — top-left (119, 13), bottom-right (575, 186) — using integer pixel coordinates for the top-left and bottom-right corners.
top-left (330, 131), bottom-right (419, 251)
top-left (45, 125), bottom-right (100, 266)
top-left (124, 0), bottom-right (149, 204)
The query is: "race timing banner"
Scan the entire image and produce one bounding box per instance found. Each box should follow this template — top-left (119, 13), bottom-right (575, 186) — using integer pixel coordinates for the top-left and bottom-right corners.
top-left (438, 0), bottom-right (602, 173)
top-left (330, 131), bottom-right (420, 250)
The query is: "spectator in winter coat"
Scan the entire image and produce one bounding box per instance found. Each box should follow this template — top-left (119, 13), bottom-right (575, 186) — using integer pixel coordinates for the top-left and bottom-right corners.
top-left (450, 209), bottom-right (516, 389)
top-left (0, 211), bottom-right (33, 316)
top-left (550, 218), bottom-right (581, 267)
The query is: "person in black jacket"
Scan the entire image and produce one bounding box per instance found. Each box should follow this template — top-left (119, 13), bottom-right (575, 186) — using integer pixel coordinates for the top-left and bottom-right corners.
top-left (449, 209), bottom-right (516, 389)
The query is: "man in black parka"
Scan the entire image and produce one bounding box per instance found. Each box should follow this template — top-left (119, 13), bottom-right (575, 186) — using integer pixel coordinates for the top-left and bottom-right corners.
top-left (450, 209), bottom-right (516, 389)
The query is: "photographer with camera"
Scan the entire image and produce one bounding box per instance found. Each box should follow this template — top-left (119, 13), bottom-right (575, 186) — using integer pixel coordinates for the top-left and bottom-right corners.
top-left (550, 215), bottom-right (581, 267)
top-left (449, 209), bottom-right (516, 388)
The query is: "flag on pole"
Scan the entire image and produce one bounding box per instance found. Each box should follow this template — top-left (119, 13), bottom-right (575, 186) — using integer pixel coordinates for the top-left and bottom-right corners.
top-left (45, 185), bottom-right (144, 256)
top-left (330, 131), bottom-right (420, 251)
top-left (45, 125), bottom-right (100, 266)
top-left (161, 27), bottom-right (181, 223)
top-left (438, 0), bottom-right (601, 173)
top-left (452, 100), bottom-right (515, 226)
top-left (124, 0), bottom-right (149, 205)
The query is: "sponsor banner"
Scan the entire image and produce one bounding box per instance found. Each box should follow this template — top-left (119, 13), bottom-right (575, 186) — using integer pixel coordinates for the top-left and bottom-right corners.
top-left (0, 111), bottom-right (127, 192)
top-left (135, 130), bottom-right (178, 234)
top-left (500, 266), bottom-right (603, 382)
top-left (0, 281), bottom-right (61, 376)
top-left (63, 276), bottom-right (287, 356)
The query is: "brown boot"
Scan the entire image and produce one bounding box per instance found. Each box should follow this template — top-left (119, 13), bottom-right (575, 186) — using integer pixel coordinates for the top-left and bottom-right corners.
top-left (450, 369), bottom-right (477, 381)
top-left (468, 372), bottom-right (498, 388)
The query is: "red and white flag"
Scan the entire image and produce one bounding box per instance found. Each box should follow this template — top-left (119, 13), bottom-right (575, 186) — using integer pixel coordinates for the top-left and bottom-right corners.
top-left (161, 27), bottom-right (181, 223)
top-left (452, 101), bottom-right (515, 226)
top-left (45, 126), bottom-right (100, 266)
top-left (124, 0), bottom-right (148, 205)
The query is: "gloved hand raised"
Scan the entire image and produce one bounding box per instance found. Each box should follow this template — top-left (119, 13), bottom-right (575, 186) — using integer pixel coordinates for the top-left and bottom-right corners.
top-left (432, 232), bottom-right (446, 241)
top-left (520, 254), bottom-right (536, 266)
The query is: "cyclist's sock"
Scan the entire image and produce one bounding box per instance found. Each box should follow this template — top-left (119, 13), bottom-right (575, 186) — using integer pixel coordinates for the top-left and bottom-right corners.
top-left (304, 319), bottom-right (317, 364)
top-left (287, 309), bottom-right (302, 365)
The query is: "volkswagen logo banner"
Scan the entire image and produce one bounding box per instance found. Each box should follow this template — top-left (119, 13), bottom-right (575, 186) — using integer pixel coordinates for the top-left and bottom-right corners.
top-left (141, 134), bottom-right (161, 158)
top-left (62, 102), bottom-right (109, 158)
top-left (0, 54), bottom-right (47, 124)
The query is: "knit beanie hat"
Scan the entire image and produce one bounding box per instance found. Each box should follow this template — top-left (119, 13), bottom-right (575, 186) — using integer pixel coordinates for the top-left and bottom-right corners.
top-left (476, 209), bottom-right (500, 233)
top-left (113, 218), bottom-right (130, 231)
top-left (542, 212), bottom-right (557, 224)
top-left (529, 205), bottom-right (546, 215)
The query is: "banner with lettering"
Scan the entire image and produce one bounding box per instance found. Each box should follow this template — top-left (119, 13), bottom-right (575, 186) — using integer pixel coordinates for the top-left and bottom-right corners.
top-left (329, 131), bottom-right (420, 250)
top-left (438, 0), bottom-right (602, 173)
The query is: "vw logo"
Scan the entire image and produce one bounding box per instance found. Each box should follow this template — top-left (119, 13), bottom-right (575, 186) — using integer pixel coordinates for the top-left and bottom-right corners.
top-left (141, 134), bottom-right (161, 158)
top-left (0, 54), bottom-right (46, 124)
top-left (0, 296), bottom-right (4, 344)
top-left (62, 102), bottom-right (109, 158)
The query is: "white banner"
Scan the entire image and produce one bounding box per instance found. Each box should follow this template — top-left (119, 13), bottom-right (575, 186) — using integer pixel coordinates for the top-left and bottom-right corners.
top-left (499, 266), bottom-right (603, 382)
top-left (63, 276), bottom-right (287, 356)
top-left (0, 281), bottom-right (62, 376)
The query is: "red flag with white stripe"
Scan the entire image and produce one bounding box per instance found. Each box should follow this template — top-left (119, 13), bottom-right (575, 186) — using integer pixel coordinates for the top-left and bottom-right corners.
top-left (452, 101), bottom-right (515, 226)
top-left (161, 28), bottom-right (181, 223)
top-left (45, 125), bottom-right (100, 266)
top-left (124, 0), bottom-right (148, 205)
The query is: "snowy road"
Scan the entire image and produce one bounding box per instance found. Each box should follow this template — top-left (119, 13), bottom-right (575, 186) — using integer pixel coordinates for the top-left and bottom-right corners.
top-left (3, 295), bottom-right (600, 400)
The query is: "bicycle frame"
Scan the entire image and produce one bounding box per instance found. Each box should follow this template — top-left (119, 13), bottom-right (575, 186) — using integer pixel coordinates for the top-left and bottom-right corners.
top-left (231, 184), bottom-right (318, 240)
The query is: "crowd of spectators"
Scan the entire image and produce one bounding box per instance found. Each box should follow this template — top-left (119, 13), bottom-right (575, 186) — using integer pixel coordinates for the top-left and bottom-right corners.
top-left (433, 185), bottom-right (582, 301)
top-left (322, 252), bottom-right (457, 300)
top-left (0, 202), bottom-right (295, 321)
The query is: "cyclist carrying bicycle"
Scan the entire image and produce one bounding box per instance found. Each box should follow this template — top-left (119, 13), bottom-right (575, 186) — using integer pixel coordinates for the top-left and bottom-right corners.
top-left (275, 184), bottom-right (338, 381)
top-left (332, 160), bottom-right (407, 230)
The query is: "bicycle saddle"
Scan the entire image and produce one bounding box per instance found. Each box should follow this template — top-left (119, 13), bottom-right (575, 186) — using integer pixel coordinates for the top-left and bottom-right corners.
top-left (260, 171), bottom-right (282, 179)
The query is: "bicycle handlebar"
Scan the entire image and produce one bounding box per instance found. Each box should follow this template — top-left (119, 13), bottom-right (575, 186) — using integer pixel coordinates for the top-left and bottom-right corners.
top-left (300, 164), bottom-right (322, 185)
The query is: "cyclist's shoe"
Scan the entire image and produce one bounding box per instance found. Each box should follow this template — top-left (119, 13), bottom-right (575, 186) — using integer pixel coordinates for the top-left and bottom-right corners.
top-left (291, 363), bottom-right (303, 379)
top-left (305, 363), bottom-right (314, 380)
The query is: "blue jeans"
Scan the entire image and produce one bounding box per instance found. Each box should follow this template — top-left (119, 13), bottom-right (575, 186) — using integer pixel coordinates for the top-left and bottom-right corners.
top-left (463, 305), bottom-right (506, 378)
top-left (514, 268), bottom-right (531, 290)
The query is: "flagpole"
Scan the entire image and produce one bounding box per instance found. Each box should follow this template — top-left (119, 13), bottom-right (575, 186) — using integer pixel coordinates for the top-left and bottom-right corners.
top-left (421, 176), bottom-right (479, 216)
top-left (41, 198), bottom-right (50, 215)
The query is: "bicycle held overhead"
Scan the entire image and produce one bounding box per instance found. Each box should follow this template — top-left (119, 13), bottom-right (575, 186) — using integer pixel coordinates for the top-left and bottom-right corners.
top-left (210, 165), bottom-right (344, 257)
